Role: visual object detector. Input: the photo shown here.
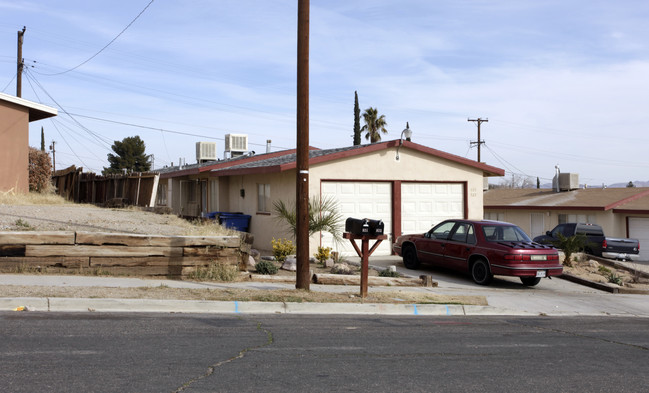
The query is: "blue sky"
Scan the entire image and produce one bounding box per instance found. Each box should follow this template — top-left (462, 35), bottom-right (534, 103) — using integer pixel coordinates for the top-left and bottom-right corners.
top-left (1, 0), bottom-right (648, 186)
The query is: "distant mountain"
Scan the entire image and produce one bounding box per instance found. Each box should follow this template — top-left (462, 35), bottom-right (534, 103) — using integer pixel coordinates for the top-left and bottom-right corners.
top-left (538, 181), bottom-right (649, 189)
top-left (608, 181), bottom-right (649, 188)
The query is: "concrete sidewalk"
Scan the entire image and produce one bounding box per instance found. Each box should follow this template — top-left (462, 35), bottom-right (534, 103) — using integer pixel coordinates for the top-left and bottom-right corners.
top-left (2, 255), bottom-right (649, 317)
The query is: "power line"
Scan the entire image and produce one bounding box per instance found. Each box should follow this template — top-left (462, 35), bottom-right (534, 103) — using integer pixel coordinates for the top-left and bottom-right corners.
top-left (40, 0), bottom-right (155, 76)
top-left (65, 112), bottom-right (294, 150)
top-left (24, 69), bottom-right (112, 150)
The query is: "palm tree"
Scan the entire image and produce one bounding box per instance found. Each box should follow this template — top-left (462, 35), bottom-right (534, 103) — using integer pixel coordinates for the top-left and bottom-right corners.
top-left (273, 195), bottom-right (343, 244)
top-left (361, 107), bottom-right (388, 143)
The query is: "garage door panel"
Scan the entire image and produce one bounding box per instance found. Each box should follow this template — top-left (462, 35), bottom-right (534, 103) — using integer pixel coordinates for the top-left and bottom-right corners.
top-left (629, 218), bottom-right (649, 261)
top-left (402, 182), bottom-right (464, 236)
top-left (321, 181), bottom-right (392, 256)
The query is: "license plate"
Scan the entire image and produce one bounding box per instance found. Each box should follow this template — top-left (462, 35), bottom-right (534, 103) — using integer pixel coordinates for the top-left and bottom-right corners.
top-left (531, 255), bottom-right (547, 261)
top-left (536, 270), bottom-right (547, 278)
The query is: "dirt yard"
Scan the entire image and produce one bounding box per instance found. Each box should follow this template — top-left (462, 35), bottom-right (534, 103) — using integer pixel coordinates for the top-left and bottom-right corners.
top-left (561, 253), bottom-right (649, 291)
top-left (1, 194), bottom-right (647, 300)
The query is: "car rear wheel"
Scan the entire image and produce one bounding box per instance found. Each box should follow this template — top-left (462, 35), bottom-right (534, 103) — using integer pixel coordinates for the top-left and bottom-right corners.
top-left (402, 244), bottom-right (420, 269)
top-left (471, 259), bottom-right (493, 285)
top-left (520, 277), bottom-right (542, 286)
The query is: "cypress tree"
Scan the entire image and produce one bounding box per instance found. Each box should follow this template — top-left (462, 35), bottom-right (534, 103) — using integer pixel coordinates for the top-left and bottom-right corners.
top-left (353, 91), bottom-right (361, 145)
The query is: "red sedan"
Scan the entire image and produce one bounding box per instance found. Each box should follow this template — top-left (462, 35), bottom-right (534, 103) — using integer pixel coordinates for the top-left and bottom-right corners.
top-left (393, 219), bottom-right (562, 286)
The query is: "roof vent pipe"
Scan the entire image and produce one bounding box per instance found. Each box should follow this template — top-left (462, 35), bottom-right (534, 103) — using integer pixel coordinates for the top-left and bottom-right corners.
top-left (266, 139), bottom-right (272, 154)
top-left (552, 165), bottom-right (560, 193)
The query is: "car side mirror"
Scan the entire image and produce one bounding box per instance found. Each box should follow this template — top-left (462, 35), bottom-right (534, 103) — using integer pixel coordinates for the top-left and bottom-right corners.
top-left (546, 231), bottom-right (551, 236)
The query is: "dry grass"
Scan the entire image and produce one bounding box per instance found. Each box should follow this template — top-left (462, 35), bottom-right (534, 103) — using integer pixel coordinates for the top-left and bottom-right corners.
top-left (0, 189), bottom-right (69, 206)
top-left (181, 219), bottom-right (239, 237)
top-left (0, 285), bottom-right (487, 305)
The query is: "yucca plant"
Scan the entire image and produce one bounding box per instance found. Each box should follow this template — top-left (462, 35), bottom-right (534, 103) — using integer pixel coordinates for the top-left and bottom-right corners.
top-left (553, 233), bottom-right (588, 267)
top-left (272, 195), bottom-right (343, 244)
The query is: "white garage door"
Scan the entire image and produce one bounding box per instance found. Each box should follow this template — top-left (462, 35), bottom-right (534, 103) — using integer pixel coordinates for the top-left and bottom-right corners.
top-left (321, 181), bottom-right (392, 256)
top-left (629, 217), bottom-right (649, 261)
top-left (401, 183), bottom-right (464, 235)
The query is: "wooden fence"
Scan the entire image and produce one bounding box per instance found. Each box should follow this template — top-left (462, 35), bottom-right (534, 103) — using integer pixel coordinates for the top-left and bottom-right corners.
top-left (52, 166), bottom-right (159, 207)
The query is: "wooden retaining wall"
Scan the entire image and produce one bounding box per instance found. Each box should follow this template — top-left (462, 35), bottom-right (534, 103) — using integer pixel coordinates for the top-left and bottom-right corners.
top-left (0, 231), bottom-right (248, 277)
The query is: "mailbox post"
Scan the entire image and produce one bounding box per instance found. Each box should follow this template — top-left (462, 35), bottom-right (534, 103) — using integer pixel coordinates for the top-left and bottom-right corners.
top-left (343, 217), bottom-right (387, 298)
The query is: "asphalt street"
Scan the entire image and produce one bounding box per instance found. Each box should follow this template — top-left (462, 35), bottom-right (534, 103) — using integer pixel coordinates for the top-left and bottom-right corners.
top-left (1, 314), bottom-right (648, 393)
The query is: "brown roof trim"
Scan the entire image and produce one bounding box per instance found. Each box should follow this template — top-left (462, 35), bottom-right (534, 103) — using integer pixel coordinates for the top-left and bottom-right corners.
top-left (396, 140), bottom-right (504, 176)
top-left (605, 189), bottom-right (649, 210)
top-left (484, 205), bottom-right (606, 211)
top-left (197, 148), bottom-right (301, 173)
top-left (612, 209), bottom-right (649, 214)
top-left (224, 140), bottom-right (504, 176)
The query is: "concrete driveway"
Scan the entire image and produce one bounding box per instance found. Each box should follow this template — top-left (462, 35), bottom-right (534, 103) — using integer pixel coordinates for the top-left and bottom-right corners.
top-left (348, 255), bottom-right (649, 317)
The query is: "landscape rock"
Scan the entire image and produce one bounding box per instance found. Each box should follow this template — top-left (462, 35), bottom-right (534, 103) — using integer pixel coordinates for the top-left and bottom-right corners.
top-left (281, 257), bottom-right (297, 272)
top-left (249, 249), bottom-right (261, 263)
top-left (331, 263), bottom-right (353, 275)
top-left (246, 255), bottom-right (256, 271)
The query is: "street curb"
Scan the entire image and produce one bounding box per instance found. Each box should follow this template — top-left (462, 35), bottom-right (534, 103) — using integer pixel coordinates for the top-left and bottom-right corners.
top-left (0, 297), bottom-right (525, 316)
top-left (559, 273), bottom-right (619, 293)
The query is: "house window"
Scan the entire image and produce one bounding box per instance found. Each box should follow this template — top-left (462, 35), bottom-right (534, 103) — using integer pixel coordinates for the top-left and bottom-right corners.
top-left (558, 214), bottom-right (596, 224)
top-left (257, 183), bottom-right (270, 213)
top-left (484, 212), bottom-right (504, 221)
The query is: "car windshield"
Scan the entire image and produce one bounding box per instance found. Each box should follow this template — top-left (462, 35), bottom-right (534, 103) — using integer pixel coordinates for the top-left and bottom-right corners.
top-left (482, 225), bottom-right (531, 242)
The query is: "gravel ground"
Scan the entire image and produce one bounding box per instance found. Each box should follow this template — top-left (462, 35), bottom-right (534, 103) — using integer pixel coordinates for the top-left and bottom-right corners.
top-left (0, 203), bottom-right (216, 235)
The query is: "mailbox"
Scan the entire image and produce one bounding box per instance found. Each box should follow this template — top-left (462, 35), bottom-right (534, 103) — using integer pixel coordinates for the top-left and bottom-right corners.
top-left (366, 219), bottom-right (384, 235)
top-left (345, 217), bottom-right (369, 235)
top-left (345, 217), bottom-right (384, 236)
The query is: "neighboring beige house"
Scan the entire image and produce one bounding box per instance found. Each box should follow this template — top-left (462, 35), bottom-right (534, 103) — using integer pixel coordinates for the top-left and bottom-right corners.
top-left (0, 92), bottom-right (57, 193)
top-left (157, 140), bottom-right (504, 256)
top-left (484, 187), bottom-right (649, 260)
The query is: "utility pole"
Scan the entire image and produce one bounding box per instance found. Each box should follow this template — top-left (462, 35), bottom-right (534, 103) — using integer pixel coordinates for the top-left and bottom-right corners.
top-left (295, 0), bottom-right (310, 290)
top-left (468, 117), bottom-right (487, 162)
top-left (16, 27), bottom-right (26, 97)
top-left (49, 140), bottom-right (56, 172)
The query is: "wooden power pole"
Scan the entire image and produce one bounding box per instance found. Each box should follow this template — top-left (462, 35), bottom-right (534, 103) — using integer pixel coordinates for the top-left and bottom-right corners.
top-left (468, 117), bottom-right (487, 162)
top-left (295, 0), bottom-right (310, 290)
top-left (17, 27), bottom-right (26, 97)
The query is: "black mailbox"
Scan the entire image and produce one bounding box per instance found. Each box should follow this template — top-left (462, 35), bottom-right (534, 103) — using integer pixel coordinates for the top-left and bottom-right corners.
top-left (345, 217), bottom-right (369, 235)
top-left (366, 219), bottom-right (384, 235)
top-left (345, 217), bottom-right (384, 236)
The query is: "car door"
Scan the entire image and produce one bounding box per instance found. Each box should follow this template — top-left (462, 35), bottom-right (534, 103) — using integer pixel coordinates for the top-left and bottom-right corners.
top-left (442, 222), bottom-right (476, 272)
top-left (417, 220), bottom-right (456, 266)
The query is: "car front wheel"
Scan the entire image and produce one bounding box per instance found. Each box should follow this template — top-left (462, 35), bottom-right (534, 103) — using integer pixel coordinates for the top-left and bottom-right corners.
top-left (520, 277), bottom-right (542, 286)
top-left (471, 259), bottom-right (493, 285)
top-left (402, 244), bottom-right (420, 269)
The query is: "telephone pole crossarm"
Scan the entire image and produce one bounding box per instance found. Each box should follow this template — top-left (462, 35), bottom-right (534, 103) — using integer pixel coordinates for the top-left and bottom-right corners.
top-left (468, 117), bottom-right (488, 162)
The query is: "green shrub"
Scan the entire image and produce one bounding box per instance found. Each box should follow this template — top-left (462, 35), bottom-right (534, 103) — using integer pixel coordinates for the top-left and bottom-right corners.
top-left (608, 273), bottom-right (623, 286)
top-left (598, 265), bottom-right (611, 274)
top-left (271, 238), bottom-right (295, 262)
top-left (379, 269), bottom-right (401, 278)
top-left (255, 260), bottom-right (279, 275)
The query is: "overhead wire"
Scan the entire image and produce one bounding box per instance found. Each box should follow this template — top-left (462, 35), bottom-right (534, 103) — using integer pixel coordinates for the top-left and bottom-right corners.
top-left (40, 0), bottom-right (156, 76)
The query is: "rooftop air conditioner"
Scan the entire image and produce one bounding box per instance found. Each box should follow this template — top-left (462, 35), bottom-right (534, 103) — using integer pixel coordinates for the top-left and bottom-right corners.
top-left (196, 142), bottom-right (217, 163)
top-left (559, 173), bottom-right (579, 191)
top-left (224, 134), bottom-right (248, 158)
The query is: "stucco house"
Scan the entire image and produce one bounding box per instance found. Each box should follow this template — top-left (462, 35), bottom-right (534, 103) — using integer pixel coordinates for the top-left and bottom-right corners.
top-left (484, 187), bottom-right (649, 260)
top-left (156, 139), bottom-right (504, 256)
top-left (0, 92), bottom-right (57, 193)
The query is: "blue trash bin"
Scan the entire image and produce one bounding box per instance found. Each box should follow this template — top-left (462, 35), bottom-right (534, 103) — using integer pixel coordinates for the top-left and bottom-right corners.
top-left (219, 213), bottom-right (251, 232)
